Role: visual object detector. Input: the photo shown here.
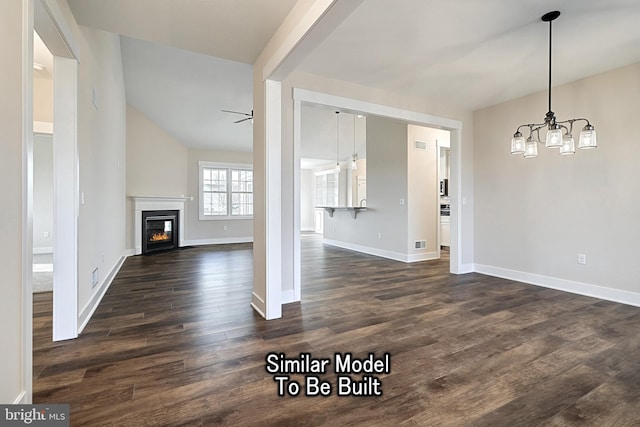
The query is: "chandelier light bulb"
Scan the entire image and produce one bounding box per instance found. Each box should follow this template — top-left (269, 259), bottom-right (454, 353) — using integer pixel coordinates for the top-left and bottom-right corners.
top-left (524, 136), bottom-right (538, 158)
top-left (559, 133), bottom-right (576, 155)
top-left (545, 126), bottom-right (563, 148)
top-left (578, 125), bottom-right (597, 149)
top-left (511, 132), bottom-right (525, 154)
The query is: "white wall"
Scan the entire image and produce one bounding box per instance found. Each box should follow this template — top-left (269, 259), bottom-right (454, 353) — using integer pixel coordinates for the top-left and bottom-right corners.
top-left (184, 148), bottom-right (253, 243)
top-left (407, 125), bottom-right (447, 260)
top-left (75, 25), bottom-right (127, 318)
top-left (323, 116), bottom-right (409, 258)
top-left (300, 168), bottom-right (315, 231)
top-left (473, 62), bottom-right (640, 303)
top-left (126, 104), bottom-right (189, 249)
top-left (0, 0), bottom-right (28, 404)
top-left (34, 77), bottom-right (53, 122)
top-left (33, 134), bottom-right (54, 251)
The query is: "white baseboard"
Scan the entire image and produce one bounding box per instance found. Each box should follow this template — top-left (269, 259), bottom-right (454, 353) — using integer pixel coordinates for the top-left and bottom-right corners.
top-left (78, 251), bottom-right (130, 333)
top-left (300, 227), bottom-right (315, 232)
top-left (407, 251), bottom-right (439, 263)
top-left (281, 289), bottom-right (298, 304)
top-left (323, 239), bottom-right (440, 263)
top-left (456, 263), bottom-right (476, 274)
top-left (33, 247), bottom-right (53, 255)
top-left (124, 248), bottom-right (135, 257)
top-left (251, 292), bottom-right (266, 318)
top-left (13, 390), bottom-right (26, 404)
top-left (474, 263), bottom-right (640, 308)
top-left (183, 237), bottom-right (253, 246)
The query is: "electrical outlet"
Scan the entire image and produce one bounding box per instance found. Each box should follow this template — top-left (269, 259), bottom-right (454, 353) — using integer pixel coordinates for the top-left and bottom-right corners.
top-left (577, 254), bottom-right (587, 265)
top-left (223, 225), bottom-right (228, 231)
top-left (44, 231), bottom-right (50, 238)
top-left (92, 267), bottom-right (99, 287)
top-left (378, 232), bottom-right (382, 239)
top-left (400, 198), bottom-right (405, 205)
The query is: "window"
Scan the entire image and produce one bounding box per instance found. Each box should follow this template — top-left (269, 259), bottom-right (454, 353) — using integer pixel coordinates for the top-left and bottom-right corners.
top-left (199, 162), bottom-right (253, 219)
top-left (314, 170), bottom-right (339, 207)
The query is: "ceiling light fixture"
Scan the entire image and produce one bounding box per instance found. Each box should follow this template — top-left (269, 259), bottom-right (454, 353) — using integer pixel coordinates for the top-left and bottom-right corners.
top-left (335, 111), bottom-right (341, 172)
top-left (351, 114), bottom-right (358, 170)
top-left (511, 11), bottom-right (597, 158)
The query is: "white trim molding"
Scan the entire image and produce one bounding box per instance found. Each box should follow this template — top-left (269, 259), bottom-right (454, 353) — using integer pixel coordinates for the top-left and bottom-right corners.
top-left (184, 237), bottom-right (253, 246)
top-left (34, 120), bottom-right (53, 134)
top-left (131, 196), bottom-right (188, 255)
top-left (251, 292), bottom-right (267, 318)
top-left (324, 239), bottom-right (438, 264)
top-left (475, 264), bottom-right (640, 308)
top-left (78, 251), bottom-right (129, 333)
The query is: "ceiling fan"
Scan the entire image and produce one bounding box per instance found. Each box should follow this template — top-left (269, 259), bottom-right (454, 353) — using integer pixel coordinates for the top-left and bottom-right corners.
top-left (222, 109), bottom-right (253, 124)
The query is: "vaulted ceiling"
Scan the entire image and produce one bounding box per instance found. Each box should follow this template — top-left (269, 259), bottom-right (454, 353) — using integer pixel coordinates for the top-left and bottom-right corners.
top-left (66, 0), bottom-right (640, 155)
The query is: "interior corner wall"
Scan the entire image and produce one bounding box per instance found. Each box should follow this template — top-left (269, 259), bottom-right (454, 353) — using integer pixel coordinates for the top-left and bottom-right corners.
top-left (125, 104), bottom-right (188, 249)
top-left (473, 62), bottom-right (640, 297)
top-left (184, 148), bottom-right (253, 244)
top-left (322, 116), bottom-right (408, 258)
top-left (0, 0), bottom-right (27, 404)
top-left (76, 26), bottom-right (127, 316)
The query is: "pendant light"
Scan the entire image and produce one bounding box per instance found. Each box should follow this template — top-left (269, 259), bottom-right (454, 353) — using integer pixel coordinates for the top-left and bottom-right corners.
top-left (351, 114), bottom-right (358, 170)
top-left (335, 111), bottom-right (341, 172)
top-left (510, 11), bottom-right (597, 158)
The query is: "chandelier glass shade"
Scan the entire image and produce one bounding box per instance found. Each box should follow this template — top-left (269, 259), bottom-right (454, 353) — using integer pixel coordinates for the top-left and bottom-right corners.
top-left (510, 11), bottom-right (597, 158)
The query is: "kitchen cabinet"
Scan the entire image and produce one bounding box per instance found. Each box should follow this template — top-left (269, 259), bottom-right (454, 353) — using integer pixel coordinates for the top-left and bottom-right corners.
top-left (440, 216), bottom-right (450, 247)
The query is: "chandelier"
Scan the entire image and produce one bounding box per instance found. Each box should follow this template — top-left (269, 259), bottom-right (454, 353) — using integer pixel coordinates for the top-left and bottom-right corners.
top-left (511, 11), bottom-right (597, 158)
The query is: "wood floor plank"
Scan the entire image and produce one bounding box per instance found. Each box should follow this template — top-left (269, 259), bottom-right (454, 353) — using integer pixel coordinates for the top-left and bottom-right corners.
top-left (32, 236), bottom-right (640, 425)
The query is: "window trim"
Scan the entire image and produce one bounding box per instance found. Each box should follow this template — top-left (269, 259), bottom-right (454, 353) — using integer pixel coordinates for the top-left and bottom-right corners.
top-left (199, 161), bottom-right (253, 220)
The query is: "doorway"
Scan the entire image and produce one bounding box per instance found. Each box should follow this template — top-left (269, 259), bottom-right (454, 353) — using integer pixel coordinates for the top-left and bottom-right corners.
top-left (33, 0), bottom-right (80, 342)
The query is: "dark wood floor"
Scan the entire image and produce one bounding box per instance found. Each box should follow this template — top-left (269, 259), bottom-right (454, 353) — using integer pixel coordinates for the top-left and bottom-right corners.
top-left (33, 235), bottom-right (640, 426)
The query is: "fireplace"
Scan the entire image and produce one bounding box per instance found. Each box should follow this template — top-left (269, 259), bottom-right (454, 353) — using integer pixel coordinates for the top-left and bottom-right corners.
top-left (142, 210), bottom-right (179, 254)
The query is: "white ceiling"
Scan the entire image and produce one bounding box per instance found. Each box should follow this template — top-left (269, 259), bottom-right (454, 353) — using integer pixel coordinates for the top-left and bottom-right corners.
top-left (121, 36), bottom-right (254, 151)
top-left (66, 0), bottom-right (640, 153)
top-left (299, 0), bottom-right (640, 111)
top-left (66, 0), bottom-right (299, 64)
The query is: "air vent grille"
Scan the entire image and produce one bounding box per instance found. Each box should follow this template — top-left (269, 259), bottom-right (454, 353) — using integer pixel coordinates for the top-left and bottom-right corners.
top-left (415, 140), bottom-right (427, 150)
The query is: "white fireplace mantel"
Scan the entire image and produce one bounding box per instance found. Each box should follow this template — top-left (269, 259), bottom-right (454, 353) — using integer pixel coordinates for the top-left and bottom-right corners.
top-left (131, 195), bottom-right (189, 255)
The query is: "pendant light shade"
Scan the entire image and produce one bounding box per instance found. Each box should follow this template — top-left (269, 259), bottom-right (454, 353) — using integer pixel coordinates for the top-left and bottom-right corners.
top-left (545, 125), bottom-right (563, 148)
top-left (351, 114), bottom-right (358, 170)
top-left (510, 11), bottom-right (597, 158)
top-left (335, 111), bottom-right (341, 172)
top-left (559, 133), bottom-right (575, 155)
top-left (511, 132), bottom-right (525, 154)
top-left (578, 125), bottom-right (597, 149)
top-left (524, 136), bottom-right (538, 158)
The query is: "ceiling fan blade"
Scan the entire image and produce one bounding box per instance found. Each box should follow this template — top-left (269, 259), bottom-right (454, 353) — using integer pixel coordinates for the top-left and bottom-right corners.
top-left (234, 117), bottom-right (253, 124)
top-left (222, 109), bottom-right (252, 117)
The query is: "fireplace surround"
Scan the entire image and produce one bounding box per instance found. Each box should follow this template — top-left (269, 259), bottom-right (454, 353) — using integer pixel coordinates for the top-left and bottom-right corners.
top-left (132, 196), bottom-right (188, 255)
